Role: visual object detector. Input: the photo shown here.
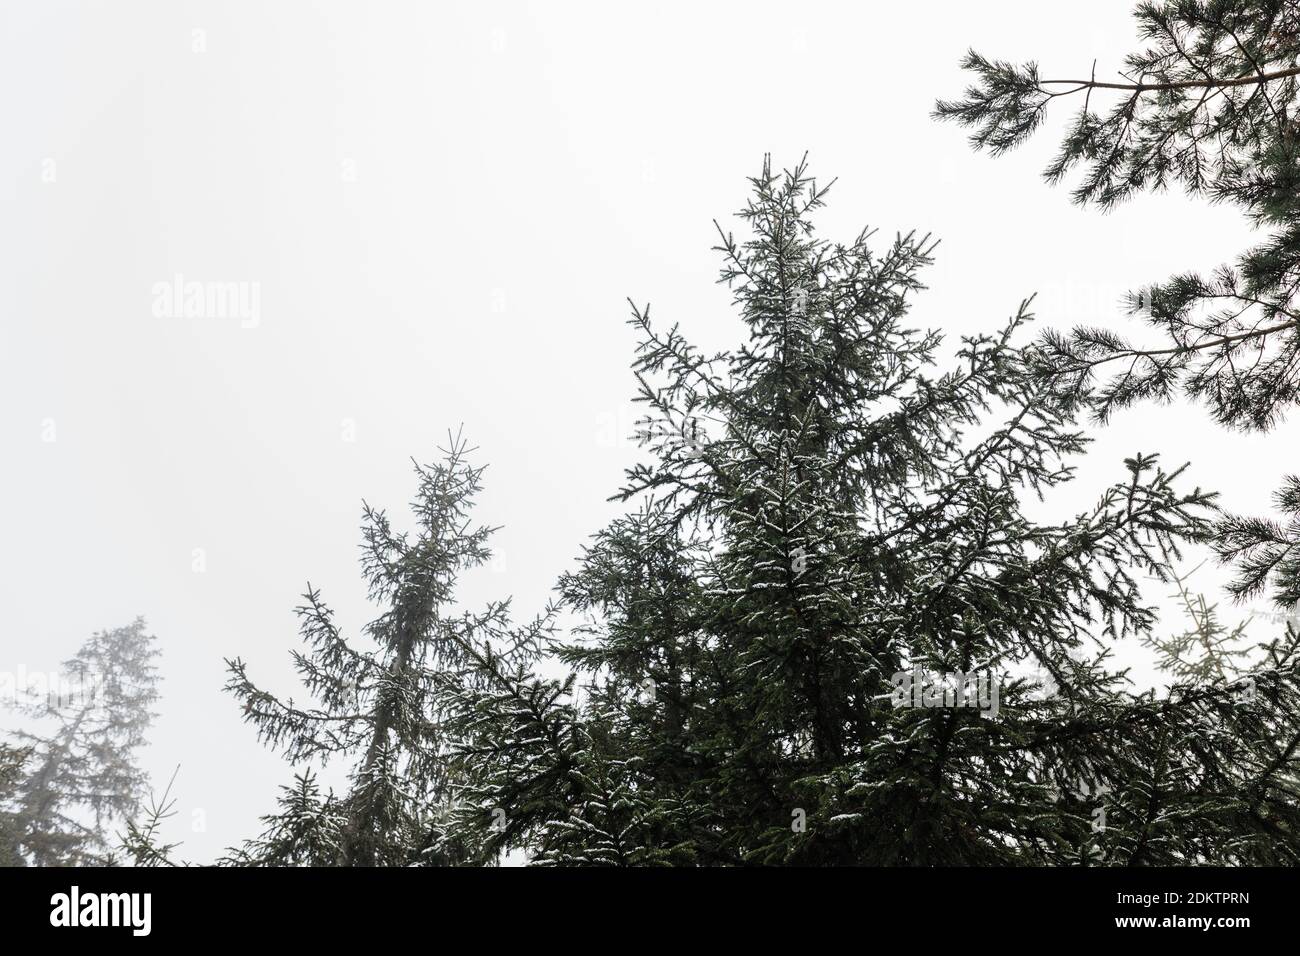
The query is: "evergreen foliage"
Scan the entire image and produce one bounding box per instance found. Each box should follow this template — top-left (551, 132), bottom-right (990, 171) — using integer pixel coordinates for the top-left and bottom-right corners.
top-left (13, 6), bottom-right (1300, 873)
top-left (936, 0), bottom-right (1300, 612)
top-left (433, 157), bottom-right (1300, 864)
top-left (3, 618), bottom-right (160, 866)
top-left (224, 433), bottom-right (552, 866)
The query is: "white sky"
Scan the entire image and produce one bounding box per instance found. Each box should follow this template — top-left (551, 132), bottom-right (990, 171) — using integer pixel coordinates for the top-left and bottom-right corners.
top-left (2, 0), bottom-right (1293, 861)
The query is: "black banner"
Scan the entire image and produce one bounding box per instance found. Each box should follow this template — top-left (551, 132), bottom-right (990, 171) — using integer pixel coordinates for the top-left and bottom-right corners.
top-left (0, 865), bottom-right (1286, 942)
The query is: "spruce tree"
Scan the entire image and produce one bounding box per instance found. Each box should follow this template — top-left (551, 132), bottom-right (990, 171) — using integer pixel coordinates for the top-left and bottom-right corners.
top-left (4, 618), bottom-right (161, 866)
top-left (441, 157), bottom-right (1300, 864)
top-left (224, 433), bottom-right (551, 866)
top-left (936, 0), bottom-right (1300, 614)
top-left (221, 772), bottom-right (345, 866)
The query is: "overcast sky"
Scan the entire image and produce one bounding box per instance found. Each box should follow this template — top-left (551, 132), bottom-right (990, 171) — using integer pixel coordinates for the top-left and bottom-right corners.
top-left (2, 0), bottom-right (1293, 861)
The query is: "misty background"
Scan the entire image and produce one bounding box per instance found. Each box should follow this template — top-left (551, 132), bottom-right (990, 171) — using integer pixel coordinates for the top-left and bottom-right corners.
top-left (1, 0), bottom-right (1289, 860)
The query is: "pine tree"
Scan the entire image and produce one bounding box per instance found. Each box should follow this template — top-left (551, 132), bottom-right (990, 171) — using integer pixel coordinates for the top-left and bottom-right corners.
top-left (224, 433), bottom-right (552, 866)
top-left (441, 157), bottom-right (1300, 864)
top-left (4, 618), bottom-right (161, 866)
top-left (935, 0), bottom-right (1300, 614)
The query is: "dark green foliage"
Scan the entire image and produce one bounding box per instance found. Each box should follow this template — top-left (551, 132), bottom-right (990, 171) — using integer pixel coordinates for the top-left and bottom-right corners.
top-left (432, 157), bottom-right (1300, 864)
top-left (1217, 474), bottom-right (1300, 607)
top-left (437, 637), bottom-right (705, 866)
top-left (937, 0), bottom-right (1300, 611)
top-left (221, 772), bottom-right (345, 866)
top-left (224, 434), bottom-right (552, 866)
top-left (4, 618), bottom-right (161, 866)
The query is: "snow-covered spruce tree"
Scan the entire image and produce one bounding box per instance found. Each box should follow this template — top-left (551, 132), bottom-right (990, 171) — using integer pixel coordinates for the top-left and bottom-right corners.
top-left (4, 618), bottom-right (160, 866)
top-left (434, 609), bottom-right (705, 866)
top-left (440, 157), bottom-right (1300, 864)
top-left (221, 771), bottom-right (345, 866)
top-left (935, 0), bottom-right (1300, 616)
top-left (224, 434), bottom-right (551, 866)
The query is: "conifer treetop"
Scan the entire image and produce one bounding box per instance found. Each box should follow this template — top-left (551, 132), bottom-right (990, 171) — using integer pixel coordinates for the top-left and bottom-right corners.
top-left (436, 157), bottom-right (1300, 865)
